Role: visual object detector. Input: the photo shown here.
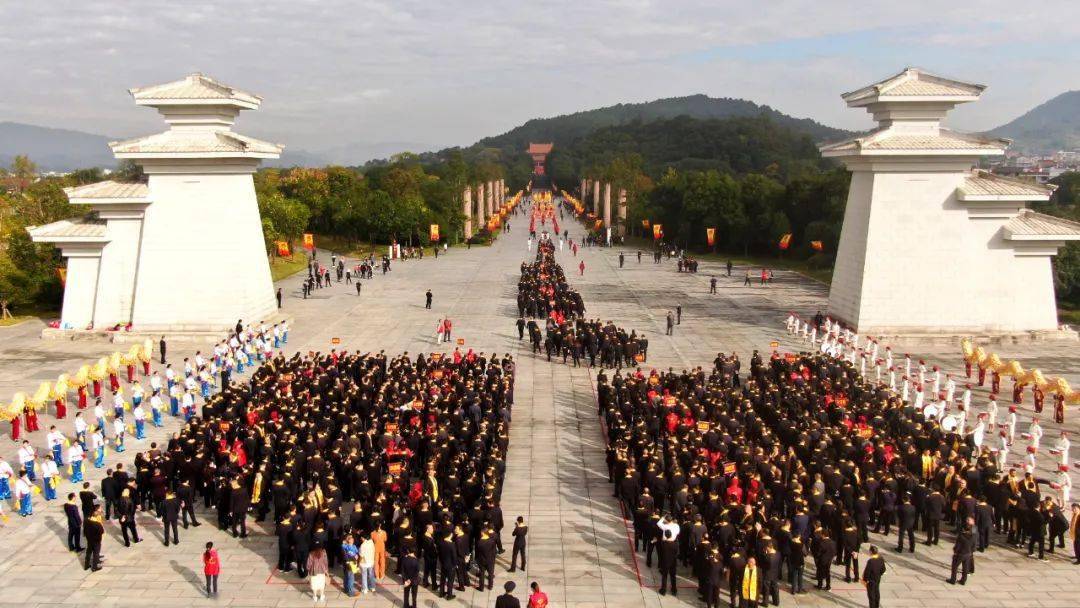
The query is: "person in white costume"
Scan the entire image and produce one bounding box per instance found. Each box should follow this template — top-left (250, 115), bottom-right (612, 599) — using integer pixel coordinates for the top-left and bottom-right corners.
top-left (1050, 431), bottom-right (1070, 467)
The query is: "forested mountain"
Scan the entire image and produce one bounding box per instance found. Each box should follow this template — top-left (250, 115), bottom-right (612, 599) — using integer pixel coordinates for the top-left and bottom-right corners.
top-left (546, 114), bottom-right (833, 185)
top-left (474, 94), bottom-right (851, 157)
top-left (989, 91), bottom-right (1080, 153)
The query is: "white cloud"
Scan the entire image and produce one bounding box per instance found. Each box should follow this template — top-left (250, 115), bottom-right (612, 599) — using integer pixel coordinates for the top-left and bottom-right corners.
top-left (0, 0), bottom-right (1078, 152)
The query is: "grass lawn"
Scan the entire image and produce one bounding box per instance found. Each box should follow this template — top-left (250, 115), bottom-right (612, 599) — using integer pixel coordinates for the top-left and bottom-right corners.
top-left (1059, 305), bottom-right (1080, 326)
top-left (0, 303), bottom-right (58, 327)
top-left (268, 251), bottom-right (309, 282)
top-left (310, 234), bottom-right (385, 258)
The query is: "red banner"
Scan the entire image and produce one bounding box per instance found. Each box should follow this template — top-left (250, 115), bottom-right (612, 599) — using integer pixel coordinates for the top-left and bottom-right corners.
top-left (302, 233), bottom-right (315, 250)
top-left (810, 240), bottom-right (823, 251)
top-left (276, 241), bottom-right (290, 257)
top-left (642, 219), bottom-right (650, 228)
top-left (778, 233), bottom-right (792, 250)
top-left (652, 224), bottom-right (663, 240)
top-left (56, 267), bottom-right (67, 287)
top-left (429, 224), bottom-right (440, 242)
top-left (706, 227), bottom-right (716, 247)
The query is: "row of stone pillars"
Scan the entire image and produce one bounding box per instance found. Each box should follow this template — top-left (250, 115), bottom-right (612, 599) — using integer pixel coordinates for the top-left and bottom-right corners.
top-left (579, 177), bottom-right (627, 236)
top-left (462, 178), bottom-right (506, 240)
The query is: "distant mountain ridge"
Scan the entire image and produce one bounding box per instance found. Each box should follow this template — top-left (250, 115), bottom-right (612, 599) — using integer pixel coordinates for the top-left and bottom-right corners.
top-left (0, 121), bottom-right (115, 171)
top-left (988, 90), bottom-right (1080, 153)
top-left (0, 121), bottom-right (331, 170)
top-left (472, 94), bottom-right (853, 153)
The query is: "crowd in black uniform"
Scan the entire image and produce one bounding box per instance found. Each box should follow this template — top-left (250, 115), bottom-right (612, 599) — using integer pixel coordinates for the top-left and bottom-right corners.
top-left (517, 240), bottom-right (585, 321)
top-left (110, 349), bottom-right (517, 599)
top-left (514, 238), bottom-right (649, 369)
top-left (598, 350), bottom-right (1073, 608)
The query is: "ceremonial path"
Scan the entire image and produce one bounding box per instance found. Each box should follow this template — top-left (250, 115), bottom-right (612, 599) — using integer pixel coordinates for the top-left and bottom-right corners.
top-left (1, 207), bottom-right (1078, 608)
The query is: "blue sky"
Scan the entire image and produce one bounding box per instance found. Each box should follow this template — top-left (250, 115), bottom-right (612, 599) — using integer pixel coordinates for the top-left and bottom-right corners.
top-left (1, 1), bottom-right (1077, 157)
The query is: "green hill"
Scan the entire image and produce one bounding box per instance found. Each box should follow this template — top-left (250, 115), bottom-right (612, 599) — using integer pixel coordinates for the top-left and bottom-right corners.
top-left (546, 114), bottom-right (834, 184)
top-left (989, 91), bottom-right (1080, 153)
top-left (474, 93), bottom-right (850, 155)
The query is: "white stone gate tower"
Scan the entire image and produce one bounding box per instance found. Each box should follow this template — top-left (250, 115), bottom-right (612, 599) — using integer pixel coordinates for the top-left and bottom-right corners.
top-left (30, 73), bottom-right (282, 332)
top-left (821, 68), bottom-right (1080, 337)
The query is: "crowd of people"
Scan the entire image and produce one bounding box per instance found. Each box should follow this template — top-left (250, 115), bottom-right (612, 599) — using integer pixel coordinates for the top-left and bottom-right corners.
top-left (104, 345), bottom-right (519, 600)
top-left (1, 320), bottom-right (289, 519)
top-left (517, 238), bottom-right (584, 322)
top-left (514, 234), bottom-right (648, 369)
top-left (598, 345), bottom-right (1080, 608)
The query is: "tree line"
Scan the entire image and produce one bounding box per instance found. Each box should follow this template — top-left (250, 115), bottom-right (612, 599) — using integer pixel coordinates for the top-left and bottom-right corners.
top-left (0, 152), bottom-right (505, 313)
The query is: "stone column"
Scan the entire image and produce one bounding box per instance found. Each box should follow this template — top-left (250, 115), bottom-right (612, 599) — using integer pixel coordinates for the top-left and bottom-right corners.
top-left (486, 181), bottom-right (495, 218)
top-left (498, 179), bottom-right (504, 207)
top-left (617, 188), bottom-right (628, 237)
top-left (580, 178), bottom-right (586, 206)
top-left (476, 182), bottom-right (486, 226)
top-left (593, 179), bottom-right (601, 216)
top-left (603, 182), bottom-right (612, 228)
top-left (463, 186), bottom-right (473, 240)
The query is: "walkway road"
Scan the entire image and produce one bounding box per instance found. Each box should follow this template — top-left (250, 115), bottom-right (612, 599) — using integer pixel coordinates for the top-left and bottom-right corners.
top-left (0, 206), bottom-right (1077, 607)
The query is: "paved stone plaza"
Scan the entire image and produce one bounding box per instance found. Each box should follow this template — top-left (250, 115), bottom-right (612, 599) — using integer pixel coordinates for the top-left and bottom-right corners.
top-left (1, 208), bottom-right (1078, 608)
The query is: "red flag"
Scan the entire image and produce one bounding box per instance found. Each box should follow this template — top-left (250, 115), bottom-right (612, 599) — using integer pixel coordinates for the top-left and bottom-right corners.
top-left (778, 233), bottom-right (792, 250)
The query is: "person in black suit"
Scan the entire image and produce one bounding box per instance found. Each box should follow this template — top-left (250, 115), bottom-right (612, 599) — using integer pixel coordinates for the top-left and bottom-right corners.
top-left (162, 490), bottom-right (181, 546)
top-left (229, 479), bottom-right (249, 538)
top-left (64, 493), bottom-right (84, 552)
top-left (437, 531), bottom-right (457, 599)
top-left (118, 487), bottom-right (141, 546)
top-left (400, 549), bottom-right (420, 608)
top-left (83, 505), bottom-right (105, 571)
top-left (101, 469), bottom-right (118, 520)
top-left (702, 547), bottom-right (723, 608)
top-left (159, 335), bottom-right (167, 364)
top-left (925, 489), bottom-right (945, 545)
top-left (896, 494), bottom-right (917, 553)
top-left (814, 531), bottom-right (836, 590)
top-left (861, 545), bottom-right (886, 608)
top-left (495, 581), bottom-right (521, 608)
top-left (658, 528), bottom-right (678, 596)
top-left (78, 482), bottom-right (97, 520)
top-left (947, 524), bottom-right (975, 584)
top-left (177, 480), bottom-right (200, 528)
top-left (509, 516), bottom-right (527, 572)
top-left (490, 502), bottom-right (505, 554)
top-left (761, 546), bottom-right (781, 607)
top-left (453, 524), bottom-right (471, 591)
top-left (474, 527), bottom-right (496, 591)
